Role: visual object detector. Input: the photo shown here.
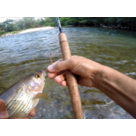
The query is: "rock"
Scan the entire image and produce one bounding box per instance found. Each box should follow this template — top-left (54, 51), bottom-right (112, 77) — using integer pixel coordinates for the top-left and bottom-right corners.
top-left (117, 24), bottom-right (121, 29)
top-left (102, 24), bottom-right (108, 28)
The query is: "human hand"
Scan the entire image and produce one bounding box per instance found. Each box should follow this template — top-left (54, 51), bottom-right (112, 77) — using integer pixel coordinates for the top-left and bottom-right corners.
top-left (48, 55), bottom-right (136, 118)
top-left (0, 99), bottom-right (37, 119)
top-left (47, 56), bottom-right (103, 88)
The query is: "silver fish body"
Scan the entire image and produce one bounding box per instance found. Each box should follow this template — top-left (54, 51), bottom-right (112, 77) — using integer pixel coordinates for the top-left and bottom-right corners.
top-left (0, 70), bottom-right (46, 118)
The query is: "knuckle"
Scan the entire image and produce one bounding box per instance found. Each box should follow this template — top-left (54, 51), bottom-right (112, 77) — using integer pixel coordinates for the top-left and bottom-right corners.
top-left (54, 62), bottom-right (61, 70)
top-left (58, 58), bottom-right (63, 62)
top-left (69, 57), bottom-right (78, 67)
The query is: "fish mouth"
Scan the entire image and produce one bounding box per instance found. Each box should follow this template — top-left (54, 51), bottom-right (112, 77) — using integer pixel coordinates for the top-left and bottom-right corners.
top-left (37, 70), bottom-right (46, 82)
top-left (40, 70), bottom-right (46, 83)
top-left (40, 70), bottom-right (46, 77)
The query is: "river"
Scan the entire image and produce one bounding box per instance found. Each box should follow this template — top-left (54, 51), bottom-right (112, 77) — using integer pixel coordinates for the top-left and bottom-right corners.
top-left (0, 27), bottom-right (136, 119)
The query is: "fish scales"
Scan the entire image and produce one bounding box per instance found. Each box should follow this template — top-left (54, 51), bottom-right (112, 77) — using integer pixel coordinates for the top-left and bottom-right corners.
top-left (6, 89), bottom-right (22, 110)
top-left (19, 97), bottom-right (34, 118)
top-left (12, 89), bottom-right (32, 118)
top-left (20, 92), bottom-right (37, 117)
top-left (15, 94), bottom-right (32, 118)
top-left (6, 86), bottom-right (26, 114)
top-left (6, 85), bottom-right (27, 118)
top-left (9, 84), bottom-right (36, 118)
top-left (9, 89), bottom-right (31, 118)
top-left (0, 70), bottom-right (46, 119)
top-left (12, 89), bottom-right (34, 118)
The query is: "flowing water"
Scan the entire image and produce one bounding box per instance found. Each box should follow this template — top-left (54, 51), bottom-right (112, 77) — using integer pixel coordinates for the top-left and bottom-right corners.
top-left (0, 27), bottom-right (136, 119)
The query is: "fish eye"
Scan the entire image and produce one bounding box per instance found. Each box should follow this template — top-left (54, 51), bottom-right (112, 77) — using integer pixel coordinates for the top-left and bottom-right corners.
top-left (34, 74), bottom-right (40, 78)
top-left (36, 74), bottom-right (40, 78)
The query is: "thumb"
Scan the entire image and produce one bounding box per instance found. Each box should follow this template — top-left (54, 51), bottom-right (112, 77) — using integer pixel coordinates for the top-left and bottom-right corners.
top-left (47, 59), bottom-right (71, 73)
top-left (0, 99), bottom-right (9, 119)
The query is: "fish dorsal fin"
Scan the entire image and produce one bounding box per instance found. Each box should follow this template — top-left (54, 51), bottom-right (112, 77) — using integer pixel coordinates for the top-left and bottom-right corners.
top-left (33, 93), bottom-right (48, 100)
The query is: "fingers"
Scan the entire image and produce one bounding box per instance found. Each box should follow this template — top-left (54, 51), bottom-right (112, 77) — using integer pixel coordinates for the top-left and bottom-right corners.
top-left (55, 73), bottom-right (65, 83)
top-left (56, 73), bottom-right (67, 87)
top-left (48, 72), bottom-right (62, 79)
top-left (29, 108), bottom-right (37, 117)
top-left (22, 117), bottom-right (30, 119)
top-left (60, 81), bottom-right (67, 87)
top-left (47, 56), bottom-right (80, 87)
top-left (13, 117), bottom-right (30, 119)
top-left (0, 99), bottom-right (9, 119)
top-left (0, 99), bottom-right (6, 112)
top-left (47, 59), bottom-right (71, 87)
top-left (48, 72), bottom-right (67, 87)
top-left (47, 59), bottom-right (71, 73)
top-left (0, 110), bottom-right (9, 119)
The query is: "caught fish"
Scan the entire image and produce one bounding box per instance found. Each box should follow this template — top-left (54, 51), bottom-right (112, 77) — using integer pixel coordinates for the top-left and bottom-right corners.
top-left (0, 70), bottom-right (46, 119)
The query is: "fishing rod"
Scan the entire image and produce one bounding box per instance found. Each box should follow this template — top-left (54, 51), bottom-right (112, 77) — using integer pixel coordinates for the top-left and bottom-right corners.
top-left (56, 17), bottom-right (84, 119)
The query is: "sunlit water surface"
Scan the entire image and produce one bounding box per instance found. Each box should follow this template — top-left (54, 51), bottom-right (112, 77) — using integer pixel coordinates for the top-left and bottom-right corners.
top-left (0, 27), bottom-right (136, 119)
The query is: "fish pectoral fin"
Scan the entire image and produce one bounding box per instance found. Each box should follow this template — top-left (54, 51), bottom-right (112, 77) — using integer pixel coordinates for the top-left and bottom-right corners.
top-left (33, 93), bottom-right (48, 100)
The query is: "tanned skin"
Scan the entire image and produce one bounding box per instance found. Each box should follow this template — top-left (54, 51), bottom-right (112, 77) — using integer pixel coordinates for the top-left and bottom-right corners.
top-left (47, 56), bottom-right (136, 118)
top-left (1, 55), bottom-right (136, 118)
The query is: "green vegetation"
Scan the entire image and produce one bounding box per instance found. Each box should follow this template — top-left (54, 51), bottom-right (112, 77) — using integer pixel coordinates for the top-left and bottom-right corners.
top-left (0, 17), bottom-right (49, 36)
top-left (0, 17), bottom-right (136, 36)
top-left (59, 17), bottom-right (136, 30)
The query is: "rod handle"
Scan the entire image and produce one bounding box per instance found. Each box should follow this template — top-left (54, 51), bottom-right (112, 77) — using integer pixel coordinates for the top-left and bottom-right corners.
top-left (59, 32), bottom-right (84, 119)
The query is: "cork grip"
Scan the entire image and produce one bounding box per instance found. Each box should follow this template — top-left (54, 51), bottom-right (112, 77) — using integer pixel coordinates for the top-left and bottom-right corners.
top-left (59, 33), bottom-right (84, 119)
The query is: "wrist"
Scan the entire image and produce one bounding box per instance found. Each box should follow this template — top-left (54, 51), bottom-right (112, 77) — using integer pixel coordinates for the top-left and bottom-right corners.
top-left (94, 64), bottom-right (112, 89)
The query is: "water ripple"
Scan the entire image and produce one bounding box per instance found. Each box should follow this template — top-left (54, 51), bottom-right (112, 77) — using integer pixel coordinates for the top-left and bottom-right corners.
top-left (0, 27), bottom-right (136, 119)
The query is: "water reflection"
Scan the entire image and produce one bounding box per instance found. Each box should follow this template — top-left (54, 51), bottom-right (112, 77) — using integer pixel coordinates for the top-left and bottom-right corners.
top-left (0, 27), bottom-right (136, 119)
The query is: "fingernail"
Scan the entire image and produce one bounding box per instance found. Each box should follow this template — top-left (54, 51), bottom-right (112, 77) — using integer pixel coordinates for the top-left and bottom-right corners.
top-left (48, 65), bottom-right (53, 71)
top-left (0, 110), bottom-right (9, 119)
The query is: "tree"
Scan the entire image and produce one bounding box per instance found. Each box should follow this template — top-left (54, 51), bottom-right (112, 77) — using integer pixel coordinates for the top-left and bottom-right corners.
top-left (22, 17), bottom-right (35, 29)
top-left (44, 17), bottom-right (57, 26)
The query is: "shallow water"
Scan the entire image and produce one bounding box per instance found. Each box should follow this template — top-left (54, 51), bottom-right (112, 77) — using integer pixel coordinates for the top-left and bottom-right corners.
top-left (0, 27), bottom-right (136, 119)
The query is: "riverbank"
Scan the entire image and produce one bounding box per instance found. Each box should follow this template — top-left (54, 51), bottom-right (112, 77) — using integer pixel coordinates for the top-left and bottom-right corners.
top-left (1, 25), bottom-right (136, 38)
top-left (0, 26), bottom-right (54, 37)
top-left (99, 24), bottom-right (135, 31)
top-left (19, 26), bottom-right (54, 34)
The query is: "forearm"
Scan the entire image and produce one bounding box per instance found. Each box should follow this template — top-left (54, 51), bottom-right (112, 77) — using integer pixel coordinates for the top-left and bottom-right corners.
top-left (95, 65), bottom-right (136, 118)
